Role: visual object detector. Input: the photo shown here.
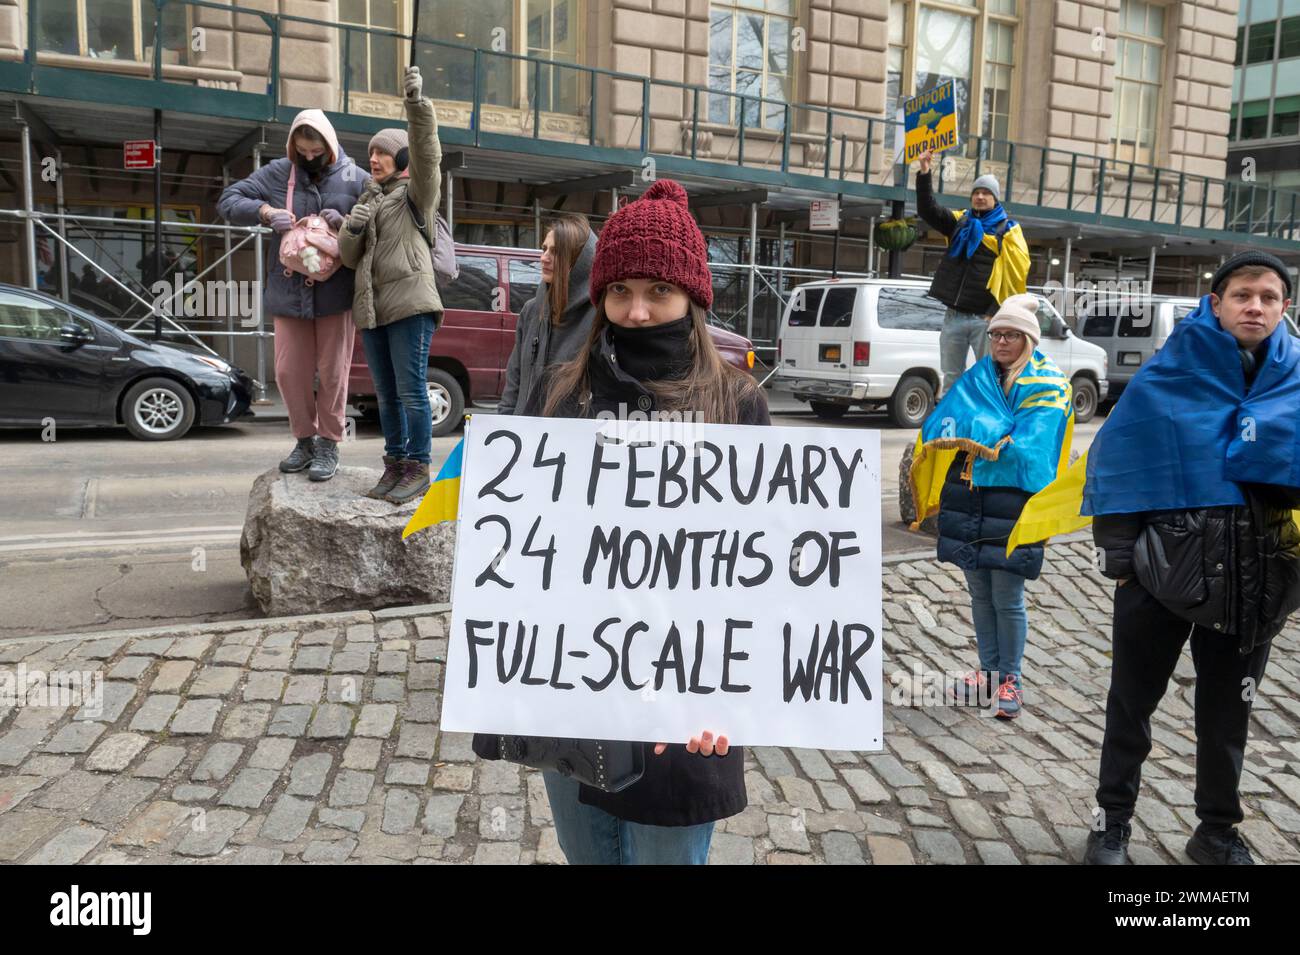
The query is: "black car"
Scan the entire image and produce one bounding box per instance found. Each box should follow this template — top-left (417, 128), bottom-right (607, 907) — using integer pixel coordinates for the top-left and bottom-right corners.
top-left (0, 283), bottom-right (254, 440)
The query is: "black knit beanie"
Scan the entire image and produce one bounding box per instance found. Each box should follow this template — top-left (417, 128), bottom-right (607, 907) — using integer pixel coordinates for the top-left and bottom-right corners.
top-left (1210, 251), bottom-right (1293, 299)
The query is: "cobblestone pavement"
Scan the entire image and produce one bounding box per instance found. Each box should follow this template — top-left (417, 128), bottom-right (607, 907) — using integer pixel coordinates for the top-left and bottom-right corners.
top-left (2, 540), bottom-right (1299, 865)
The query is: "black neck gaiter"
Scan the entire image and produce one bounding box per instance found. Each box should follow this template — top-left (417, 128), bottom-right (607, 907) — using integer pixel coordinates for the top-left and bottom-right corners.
top-left (606, 317), bottom-right (694, 382)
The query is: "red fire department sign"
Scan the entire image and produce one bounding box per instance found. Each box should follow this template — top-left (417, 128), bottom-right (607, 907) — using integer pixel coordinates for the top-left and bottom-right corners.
top-left (123, 140), bottom-right (158, 170)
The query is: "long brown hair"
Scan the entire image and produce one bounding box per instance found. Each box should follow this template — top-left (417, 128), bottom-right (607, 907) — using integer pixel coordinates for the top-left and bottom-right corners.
top-left (544, 214), bottom-right (591, 325)
top-left (542, 297), bottom-right (761, 423)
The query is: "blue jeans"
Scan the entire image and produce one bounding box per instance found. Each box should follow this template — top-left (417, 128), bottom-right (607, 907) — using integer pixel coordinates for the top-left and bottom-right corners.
top-left (359, 313), bottom-right (435, 464)
top-left (963, 568), bottom-right (1027, 680)
top-left (542, 771), bottom-right (716, 865)
top-left (939, 308), bottom-right (988, 395)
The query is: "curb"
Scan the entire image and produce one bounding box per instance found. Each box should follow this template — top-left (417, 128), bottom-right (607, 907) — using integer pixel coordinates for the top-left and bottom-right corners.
top-left (0, 602), bottom-right (453, 648)
top-left (6, 531), bottom-right (1093, 647)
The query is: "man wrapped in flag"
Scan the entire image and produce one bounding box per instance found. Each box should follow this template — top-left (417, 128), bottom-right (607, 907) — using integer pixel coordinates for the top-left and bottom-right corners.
top-left (1008, 252), bottom-right (1300, 866)
top-left (909, 293), bottom-right (1074, 719)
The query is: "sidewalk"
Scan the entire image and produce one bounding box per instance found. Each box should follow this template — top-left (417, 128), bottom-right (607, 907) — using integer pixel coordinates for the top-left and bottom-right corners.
top-left (1, 546), bottom-right (1298, 865)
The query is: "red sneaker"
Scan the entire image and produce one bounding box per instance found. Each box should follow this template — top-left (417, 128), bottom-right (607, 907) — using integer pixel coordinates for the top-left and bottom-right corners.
top-left (995, 675), bottom-right (1022, 719)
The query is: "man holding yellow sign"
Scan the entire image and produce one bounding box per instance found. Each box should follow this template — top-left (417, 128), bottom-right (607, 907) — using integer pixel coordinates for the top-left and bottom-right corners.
top-left (908, 80), bottom-right (1030, 396)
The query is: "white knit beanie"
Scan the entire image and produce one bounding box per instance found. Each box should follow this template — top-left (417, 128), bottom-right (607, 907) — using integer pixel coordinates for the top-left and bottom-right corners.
top-left (987, 293), bottom-right (1040, 345)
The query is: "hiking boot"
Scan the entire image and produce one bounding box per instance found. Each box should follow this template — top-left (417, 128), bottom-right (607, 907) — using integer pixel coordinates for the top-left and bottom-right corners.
top-left (994, 673), bottom-right (1022, 720)
top-left (1186, 825), bottom-right (1255, 865)
top-left (950, 669), bottom-right (992, 705)
top-left (1084, 820), bottom-right (1131, 865)
top-left (308, 437), bottom-right (339, 482)
top-left (365, 455), bottom-right (405, 499)
top-left (385, 460), bottom-right (430, 504)
top-left (279, 436), bottom-right (316, 473)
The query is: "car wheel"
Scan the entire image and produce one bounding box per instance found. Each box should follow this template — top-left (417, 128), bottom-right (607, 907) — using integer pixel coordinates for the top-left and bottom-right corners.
top-left (809, 400), bottom-right (849, 419)
top-left (1071, 376), bottom-right (1098, 423)
top-left (427, 367), bottom-right (465, 438)
top-left (122, 377), bottom-right (196, 440)
top-left (888, 375), bottom-right (934, 429)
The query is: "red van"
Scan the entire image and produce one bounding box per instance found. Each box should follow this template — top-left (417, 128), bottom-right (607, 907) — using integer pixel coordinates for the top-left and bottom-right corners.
top-left (348, 243), bottom-right (757, 436)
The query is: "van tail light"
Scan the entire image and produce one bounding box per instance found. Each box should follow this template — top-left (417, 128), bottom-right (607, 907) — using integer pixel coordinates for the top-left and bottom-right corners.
top-left (746, 350), bottom-right (755, 369)
top-left (853, 341), bottom-right (870, 366)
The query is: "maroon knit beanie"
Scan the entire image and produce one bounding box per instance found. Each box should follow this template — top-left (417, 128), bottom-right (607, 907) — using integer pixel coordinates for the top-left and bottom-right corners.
top-left (589, 179), bottom-right (713, 309)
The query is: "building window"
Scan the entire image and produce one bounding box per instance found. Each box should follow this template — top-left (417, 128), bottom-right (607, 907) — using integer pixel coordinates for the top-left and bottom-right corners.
top-left (1111, 0), bottom-right (1165, 166)
top-left (894, 1), bottom-right (1017, 159)
top-left (708, 1), bottom-right (796, 131)
top-left (34, 0), bottom-right (190, 64)
top-left (422, 1), bottom-right (583, 116)
top-left (340, 0), bottom-right (402, 98)
top-left (1235, 25), bottom-right (1245, 66)
top-left (1238, 99), bottom-right (1271, 140)
top-left (1246, 19), bottom-right (1277, 64)
top-left (885, 0), bottom-right (908, 158)
top-left (526, 0), bottom-right (582, 114)
top-left (1281, 16), bottom-right (1300, 59)
top-left (1273, 95), bottom-right (1300, 137)
top-left (982, 18), bottom-right (1014, 160)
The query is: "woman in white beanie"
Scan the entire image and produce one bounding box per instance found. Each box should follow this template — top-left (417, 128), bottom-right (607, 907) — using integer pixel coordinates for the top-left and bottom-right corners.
top-left (908, 293), bottom-right (1075, 719)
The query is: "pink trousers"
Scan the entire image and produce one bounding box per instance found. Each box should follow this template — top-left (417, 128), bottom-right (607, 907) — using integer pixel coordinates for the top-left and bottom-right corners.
top-left (273, 312), bottom-right (355, 443)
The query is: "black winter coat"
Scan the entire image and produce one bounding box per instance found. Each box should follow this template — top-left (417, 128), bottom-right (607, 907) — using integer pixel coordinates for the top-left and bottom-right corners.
top-left (473, 323), bottom-right (769, 827)
top-left (1093, 483), bottom-right (1300, 654)
top-left (916, 171), bottom-right (1009, 316)
top-left (936, 452), bottom-right (1044, 579)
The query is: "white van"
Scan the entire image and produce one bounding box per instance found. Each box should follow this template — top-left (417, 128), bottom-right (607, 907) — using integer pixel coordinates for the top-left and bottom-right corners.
top-left (773, 278), bottom-right (1109, 428)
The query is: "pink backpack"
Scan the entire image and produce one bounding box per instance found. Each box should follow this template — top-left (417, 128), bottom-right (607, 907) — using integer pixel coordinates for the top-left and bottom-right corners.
top-left (278, 165), bottom-right (342, 285)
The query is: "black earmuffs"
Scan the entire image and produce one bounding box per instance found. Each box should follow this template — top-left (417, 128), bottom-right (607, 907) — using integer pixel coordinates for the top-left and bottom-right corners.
top-left (394, 146), bottom-right (410, 172)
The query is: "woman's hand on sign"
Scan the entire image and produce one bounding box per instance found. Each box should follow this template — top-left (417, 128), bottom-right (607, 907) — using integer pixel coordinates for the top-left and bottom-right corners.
top-left (917, 149), bottom-right (933, 175)
top-left (654, 731), bottom-right (729, 758)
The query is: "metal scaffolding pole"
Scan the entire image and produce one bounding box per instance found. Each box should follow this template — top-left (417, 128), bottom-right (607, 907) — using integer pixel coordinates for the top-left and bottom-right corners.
top-left (746, 202), bottom-right (758, 341)
top-left (19, 122), bottom-right (37, 290)
top-left (153, 109), bottom-right (163, 341)
top-left (55, 147), bottom-right (68, 299)
top-left (1146, 246), bottom-right (1157, 296)
top-left (252, 144), bottom-right (267, 401)
top-left (533, 197), bottom-right (541, 246)
top-left (446, 170), bottom-right (455, 230)
top-left (222, 163), bottom-right (235, 362)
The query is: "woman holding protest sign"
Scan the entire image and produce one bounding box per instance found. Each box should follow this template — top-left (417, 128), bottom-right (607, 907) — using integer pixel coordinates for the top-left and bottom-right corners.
top-left (473, 178), bottom-right (768, 864)
top-left (908, 294), bottom-right (1073, 720)
top-left (498, 215), bottom-right (597, 416)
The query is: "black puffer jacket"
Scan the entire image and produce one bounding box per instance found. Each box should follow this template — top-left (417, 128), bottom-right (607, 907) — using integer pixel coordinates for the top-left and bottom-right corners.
top-left (474, 319), bottom-right (768, 828)
top-left (915, 171), bottom-right (1009, 316)
top-left (936, 452), bottom-right (1044, 579)
top-left (1093, 484), bottom-right (1300, 654)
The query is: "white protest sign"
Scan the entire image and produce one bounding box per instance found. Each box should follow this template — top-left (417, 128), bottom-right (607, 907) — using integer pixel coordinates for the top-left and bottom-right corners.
top-left (442, 414), bottom-right (883, 751)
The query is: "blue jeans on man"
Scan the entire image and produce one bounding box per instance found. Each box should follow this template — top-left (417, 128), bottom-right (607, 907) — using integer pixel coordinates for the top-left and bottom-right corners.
top-left (542, 770), bottom-right (716, 864)
top-left (963, 568), bottom-right (1027, 680)
top-left (359, 312), bottom-right (436, 464)
top-left (939, 308), bottom-right (989, 395)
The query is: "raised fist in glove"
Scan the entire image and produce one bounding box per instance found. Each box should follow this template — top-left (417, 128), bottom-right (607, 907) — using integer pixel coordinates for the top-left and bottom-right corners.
top-left (403, 66), bottom-right (423, 103)
top-left (320, 208), bottom-right (345, 231)
top-left (347, 202), bottom-right (374, 234)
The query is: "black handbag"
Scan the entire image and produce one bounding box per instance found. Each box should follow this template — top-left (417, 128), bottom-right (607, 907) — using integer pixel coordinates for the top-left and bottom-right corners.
top-left (495, 735), bottom-right (645, 793)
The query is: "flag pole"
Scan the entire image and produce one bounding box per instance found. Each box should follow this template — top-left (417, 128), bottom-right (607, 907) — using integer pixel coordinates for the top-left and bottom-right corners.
top-left (409, 0), bottom-right (421, 68)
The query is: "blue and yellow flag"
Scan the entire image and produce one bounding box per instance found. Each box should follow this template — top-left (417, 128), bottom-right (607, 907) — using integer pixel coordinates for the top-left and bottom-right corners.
top-left (910, 352), bottom-right (1074, 530)
top-left (402, 437), bottom-right (463, 539)
top-left (1006, 295), bottom-right (1300, 555)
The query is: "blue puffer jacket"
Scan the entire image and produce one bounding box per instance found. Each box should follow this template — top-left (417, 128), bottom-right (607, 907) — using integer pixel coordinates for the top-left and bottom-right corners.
top-left (217, 109), bottom-right (369, 320)
top-left (936, 452), bottom-right (1043, 579)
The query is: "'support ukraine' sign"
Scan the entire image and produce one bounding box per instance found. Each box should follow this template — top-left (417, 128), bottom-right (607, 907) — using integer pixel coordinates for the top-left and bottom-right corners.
top-left (442, 415), bottom-right (884, 751)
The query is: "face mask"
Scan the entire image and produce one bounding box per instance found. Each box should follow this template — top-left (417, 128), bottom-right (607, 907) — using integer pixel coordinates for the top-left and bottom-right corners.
top-left (299, 153), bottom-right (327, 174)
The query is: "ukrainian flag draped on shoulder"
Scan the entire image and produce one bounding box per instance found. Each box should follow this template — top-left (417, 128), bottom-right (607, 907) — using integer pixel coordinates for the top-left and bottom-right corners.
top-left (950, 208), bottom-right (1030, 305)
top-left (1006, 295), bottom-right (1300, 555)
top-left (909, 351), bottom-right (1073, 529)
top-left (402, 438), bottom-right (464, 539)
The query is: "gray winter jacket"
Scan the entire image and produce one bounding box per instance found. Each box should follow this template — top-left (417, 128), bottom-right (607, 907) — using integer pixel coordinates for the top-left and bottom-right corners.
top-left (217, 110), bottom-right (368, 320)
top-left (498, 230), bottom-right (598, 416)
